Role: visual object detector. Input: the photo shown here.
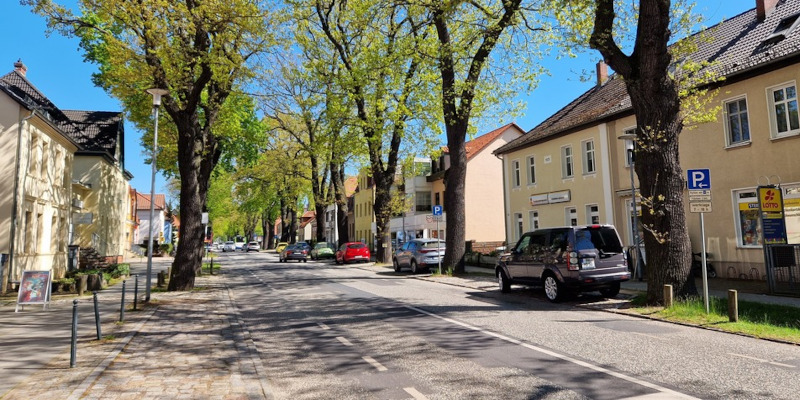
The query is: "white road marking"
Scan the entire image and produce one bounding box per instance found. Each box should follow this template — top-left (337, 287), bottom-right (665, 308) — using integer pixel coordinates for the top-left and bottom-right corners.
top-left (403, 387), bottom-right (429, 400)
top-left (404, 305), bottom-right (699, 400)
top-left (362, 356), bottom-right (388, 372)
top-left (728, 353), bottom-right (796, 368)
top-left (317, 322), bottom-right (330, 330)
top-left (336, 336), bottom-right (353, 346)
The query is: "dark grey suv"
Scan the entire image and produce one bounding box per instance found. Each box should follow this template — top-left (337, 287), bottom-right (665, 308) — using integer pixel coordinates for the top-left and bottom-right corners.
top-left (496, 225), bottom-right (630, 302)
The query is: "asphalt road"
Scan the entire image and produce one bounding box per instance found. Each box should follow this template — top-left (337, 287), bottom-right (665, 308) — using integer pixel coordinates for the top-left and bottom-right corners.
top-left (214, 250), bottom-right (800, 400)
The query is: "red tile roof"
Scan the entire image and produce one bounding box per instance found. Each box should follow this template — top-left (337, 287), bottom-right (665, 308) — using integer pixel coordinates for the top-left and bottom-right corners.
top-left (344, 176), bottom-right (358, 197)
top-left (136, 192), bottom-right (166, 211)
top-left (443, 122), bottom-right (524, 160)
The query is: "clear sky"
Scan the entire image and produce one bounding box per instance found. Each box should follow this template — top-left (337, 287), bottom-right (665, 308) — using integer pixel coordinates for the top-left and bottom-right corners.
top-left (2, 1), bottom-right (753, 202)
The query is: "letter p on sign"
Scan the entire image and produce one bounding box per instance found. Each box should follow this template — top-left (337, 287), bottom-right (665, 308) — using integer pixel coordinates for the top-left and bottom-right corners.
top-left (687, 169), bottom-right (711, 190)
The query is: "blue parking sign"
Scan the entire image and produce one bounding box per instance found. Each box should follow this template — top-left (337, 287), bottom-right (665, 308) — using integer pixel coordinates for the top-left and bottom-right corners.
top-left (432, 205), bottom-right (443, 216)
top-left (687, 169), bottom-right (711, 190)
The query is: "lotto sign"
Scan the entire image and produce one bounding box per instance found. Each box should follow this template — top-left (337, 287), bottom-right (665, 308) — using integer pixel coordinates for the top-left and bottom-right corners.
top-left (758, 187), bottom-right (783, 212)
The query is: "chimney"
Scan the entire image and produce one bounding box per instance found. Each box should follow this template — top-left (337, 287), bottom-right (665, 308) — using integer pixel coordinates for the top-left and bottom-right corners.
top-left (596, 60), bottom-right (608, 87)
top-left (14, 59), bottom-right (27, 77)
top-left (757, 0), bottom-right (779, 22)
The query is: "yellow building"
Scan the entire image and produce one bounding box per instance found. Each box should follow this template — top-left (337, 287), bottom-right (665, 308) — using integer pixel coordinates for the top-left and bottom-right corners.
top-left (0, 61), bottom-right (79, 285)
top-left (353, 170), bottom-right (375, 250)
top-left (495, 0), bottom-right (800, 279)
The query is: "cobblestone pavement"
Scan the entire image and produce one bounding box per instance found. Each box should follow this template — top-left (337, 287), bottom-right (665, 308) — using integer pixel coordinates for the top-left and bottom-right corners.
top-left (2, 274), bottom-right (272, 400)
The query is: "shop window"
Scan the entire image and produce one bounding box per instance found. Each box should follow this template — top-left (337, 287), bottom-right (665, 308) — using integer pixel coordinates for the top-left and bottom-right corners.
top-left (734, 189), bottom-right (762, 247)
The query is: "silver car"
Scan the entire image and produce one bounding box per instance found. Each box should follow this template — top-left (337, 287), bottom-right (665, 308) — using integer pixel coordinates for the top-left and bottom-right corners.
top-left (392, 239), bottom-right (445, 274)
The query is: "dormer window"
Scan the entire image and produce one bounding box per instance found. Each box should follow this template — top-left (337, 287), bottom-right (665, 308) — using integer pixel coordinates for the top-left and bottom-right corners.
top-left (762, 13), bottom-right (800, 47)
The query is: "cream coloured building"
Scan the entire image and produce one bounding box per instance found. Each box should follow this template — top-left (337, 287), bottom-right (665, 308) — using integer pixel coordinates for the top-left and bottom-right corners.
top-left (353, 171), bottom-right (375, 249)
top-left (495, 0), bottom-right (800, 279)
top-left (0, 61), bottom-right (79, 285)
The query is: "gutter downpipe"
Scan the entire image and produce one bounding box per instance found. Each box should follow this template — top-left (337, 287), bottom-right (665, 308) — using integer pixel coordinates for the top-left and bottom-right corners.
top-left (3, 108), bottom-right (36, 294)
top-left (496, 152), bottom-right (510, 256)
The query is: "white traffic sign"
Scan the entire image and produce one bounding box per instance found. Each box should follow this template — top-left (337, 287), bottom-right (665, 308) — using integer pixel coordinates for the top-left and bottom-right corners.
top-left (687, 169), bottom-right (711, 190)
top-left (688, 189), bottom-right (711, 196)
top-left (689, 194), bottom-right (712, 201)
top-left (690, 202), bottom-right (712, 213)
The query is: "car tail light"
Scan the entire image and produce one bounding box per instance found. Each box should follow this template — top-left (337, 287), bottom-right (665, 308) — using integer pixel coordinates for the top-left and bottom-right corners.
top-left (567, 250), bottom-right (579, 271)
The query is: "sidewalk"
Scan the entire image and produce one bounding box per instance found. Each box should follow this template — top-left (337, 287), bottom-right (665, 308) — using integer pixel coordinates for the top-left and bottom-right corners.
top-left (0, 261), bottom-right (270, 400)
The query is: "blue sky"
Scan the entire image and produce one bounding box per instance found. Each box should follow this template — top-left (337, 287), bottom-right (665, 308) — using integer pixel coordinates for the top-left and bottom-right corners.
top-left (3, 1), bottom-right (752, 201)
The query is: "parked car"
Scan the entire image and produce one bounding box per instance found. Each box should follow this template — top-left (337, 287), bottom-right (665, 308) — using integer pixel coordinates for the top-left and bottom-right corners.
top-left (235, 241), bottom-right (246, 251)
top-left (393, 239), bottom-right (445, 273)
top-left (246, 241), bottom-right (260, 252)
top-left (335, 242), bottom-right (371, 264)
top-left (279, 244), bottom-right (309, 262)
top-left (496, 224), bottom-right (629, 302)
top-left (310, 242), bottom-right (335, 260)
top-left (275, 242), bottom-right (289, 253)
top-left (222, 241), bottom-right (236, 252)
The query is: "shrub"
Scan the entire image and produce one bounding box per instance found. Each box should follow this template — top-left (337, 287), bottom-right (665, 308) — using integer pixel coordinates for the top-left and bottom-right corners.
top-left (109, 263), bottom-right (130, 278)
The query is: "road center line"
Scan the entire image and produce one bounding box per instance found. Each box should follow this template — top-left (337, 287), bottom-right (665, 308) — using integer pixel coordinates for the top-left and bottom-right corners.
top-left (403, 387), bottom-right (429, 400)
top-left (728, 353), bottom-right (796, 368)
top-left (362, 356), bottom-right (388, 372)
top-left (336, 336), bottom-right (353, 346)
top-left (404, 305), bottom-right (698, 400)
top-left (317, 322), bottom-right (330, 330)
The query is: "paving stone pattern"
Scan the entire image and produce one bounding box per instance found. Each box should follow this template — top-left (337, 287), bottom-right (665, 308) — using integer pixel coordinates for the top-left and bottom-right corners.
top-left (3, 276), bottom-right (270, 400)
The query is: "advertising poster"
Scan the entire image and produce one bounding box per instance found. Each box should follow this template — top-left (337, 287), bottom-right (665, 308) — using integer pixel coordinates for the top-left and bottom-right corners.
top-left (15, 270), bottom-right (52, 312)
top-left (784, 187), bottom-right (800, 245)
top-left (758, 187), bottom-right (788, 245)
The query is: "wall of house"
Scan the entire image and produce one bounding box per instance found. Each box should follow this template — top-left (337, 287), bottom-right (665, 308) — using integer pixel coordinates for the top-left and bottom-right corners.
top-left (503, 124), bottom-right (612, 246)
top-left (13, 117), bottom-right (75, 279)
top-left (465, 127), bottom-right (522, 243)
top-left (72, 156), bottom-right (129, 258)
top-left (678, 64), bottom-right (800, 279)
top-left (353, 176), bottom-right (374, 248)
top-left (0, 95), bottom-right (21, 255)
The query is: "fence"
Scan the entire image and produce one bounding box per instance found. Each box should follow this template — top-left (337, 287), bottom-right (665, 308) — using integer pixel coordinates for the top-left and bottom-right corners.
top-left (764, 244), bottom-right (800, 296)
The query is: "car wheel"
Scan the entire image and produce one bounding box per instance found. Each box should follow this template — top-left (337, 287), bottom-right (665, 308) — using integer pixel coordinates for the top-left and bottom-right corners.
top-left (410, 260), bottom-right (419, 274)
top-left (303, 259), bottom-right (307, 263)
top-left (543, 274), bottom-right (564, 303)
top-left (393, 258), bottom-right (401, 272)
top-left (498, 269), bottom-right (511, 293)
top-left (708, 269), bottom-right (717, 279)
top-left (599, 282), bottom-right (621, 298)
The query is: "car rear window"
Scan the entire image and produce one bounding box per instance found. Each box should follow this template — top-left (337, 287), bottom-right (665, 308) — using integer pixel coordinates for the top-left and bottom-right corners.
top-left (420, 241), bottom-right (445, 249)
top-left (348, 243), bottom-right (366, 249)
top-left (576, 227), bottom-right (623, 254)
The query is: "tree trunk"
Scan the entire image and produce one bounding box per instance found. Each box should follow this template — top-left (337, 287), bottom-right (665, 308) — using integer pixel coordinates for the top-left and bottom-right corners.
top-left (590, 0), bottom-right (694, 304)
top-left (330, 162), bottom-right (350, 246)
top-left (442, 123), bottom-right (468, 273)
top-left (260, 211), bottom-right (270, 249)
top-left (169, 124), bottom-right (216, 291)
top-left (372, 184), bottom-right (393, 263)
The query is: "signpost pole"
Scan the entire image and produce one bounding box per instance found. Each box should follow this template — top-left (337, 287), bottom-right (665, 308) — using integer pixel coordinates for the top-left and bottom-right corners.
top-left (437, 218), bottom-right (441, 275)
top-left (700, 212), bottom-right (709, 313)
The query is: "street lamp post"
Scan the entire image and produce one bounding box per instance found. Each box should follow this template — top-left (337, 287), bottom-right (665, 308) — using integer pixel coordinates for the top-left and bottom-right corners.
top-left (618, 133), bottom-right (643, 281)
top-left (145, 88), bottom-right (168, 301)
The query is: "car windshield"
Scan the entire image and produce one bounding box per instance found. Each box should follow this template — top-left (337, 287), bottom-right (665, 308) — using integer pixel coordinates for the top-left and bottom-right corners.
top-left (419, 241), bottom-right (445, 249)
top-left (348, 243), bottom-right (366, 249)
top-left (315, 243), bottom-right (331, 249)
top-left (576, 227), bottom-right (623, 254)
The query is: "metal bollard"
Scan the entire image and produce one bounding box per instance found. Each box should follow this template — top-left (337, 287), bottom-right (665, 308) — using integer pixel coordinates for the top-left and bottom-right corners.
top-left (133, 274), bottom-right (139, 311)
top-left (93, 291), bottom-right (102, 340)
top-left (119, 280), bottom-right (126, 322)
top-left (70, 299), bottom-right (78, 368)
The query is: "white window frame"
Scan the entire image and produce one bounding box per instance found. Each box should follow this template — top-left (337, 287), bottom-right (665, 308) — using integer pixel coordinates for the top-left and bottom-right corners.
top-left (585, 204), bottom-right (600, 225)
top-left (582, 139), bottom-right (596, 175)
top-left (514, 212), bottom-right (524, 240)
top-left (767, 81), bottom-right (800, 139)
top-left (528, 210), bottom-right (539, 231)
top-left (732, 188), bottom-right (762, 248)
top-left (561, 145), bottom-right (574, 178)
top-left (723, 95), bottom-right (751, 147)
top-left (511, 159), bottom-right (521, 188)
top-left (526, 155), bottom-right (536, 185)
top-left (565, 207), bottom-right (577, 227)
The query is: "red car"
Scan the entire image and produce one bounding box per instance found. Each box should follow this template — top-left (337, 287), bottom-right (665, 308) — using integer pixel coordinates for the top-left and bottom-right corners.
top-left (335, 242), bottom-right (371, 264)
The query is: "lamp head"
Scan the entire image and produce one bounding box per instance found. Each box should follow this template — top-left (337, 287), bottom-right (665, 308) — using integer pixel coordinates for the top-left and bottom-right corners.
top-left (146, 88), bottom-right (169, 106)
